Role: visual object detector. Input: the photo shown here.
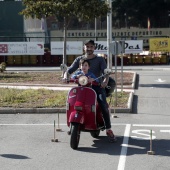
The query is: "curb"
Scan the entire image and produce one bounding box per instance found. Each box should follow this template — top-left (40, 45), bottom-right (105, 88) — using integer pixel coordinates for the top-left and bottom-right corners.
top-left (0, 108), bottom-right (65, 114)
top-left (0, 91), bottom-right (134, 114)
top-left (116, 71), bottom-right (136, 89)
top-left (0, 91), bottom-right (133, 114)
top-left (0, 72), bottom-right (136, 114)
top-left (110, 91), bottom-right (133, 113)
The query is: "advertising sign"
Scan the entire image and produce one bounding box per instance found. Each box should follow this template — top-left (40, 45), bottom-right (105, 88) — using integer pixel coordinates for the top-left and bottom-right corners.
top-left (94, 40), bottom-right (143, 54)
top-left (124, 40), bottom-right (143, 54)
top-left (149, 38), bottom-right (170, 52)
top-left (27, 42), bottom-right (44, 55)
top-left (0, 42), bottom-right (44, 55)
top-left (94, 41), bottom-right (107, 54)
top-left (51, 41), bottom-right (83, 55)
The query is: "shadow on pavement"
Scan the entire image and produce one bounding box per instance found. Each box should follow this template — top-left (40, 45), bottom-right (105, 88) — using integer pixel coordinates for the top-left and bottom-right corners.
top-left (77, 136), bottom-right (123, 155)
top-left (77, 136), bottom-right (170, 157)
top-left (135, 74), bottom-right (139, 90)
top-left (132, 95), bottom-right (138, 114)
top-left (139, 84), bottom-right (170, 88)
top-left (127, 137), bottom-right (170, 157)
top-left (1, 154), bottom-right (30, 159)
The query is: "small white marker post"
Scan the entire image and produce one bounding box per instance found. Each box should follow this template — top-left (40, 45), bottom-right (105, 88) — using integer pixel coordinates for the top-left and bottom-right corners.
top-left (51, 120), bottom-right (58, 142)
top-left (56, 113), bottom-right (62, 131)
top-left (112, 95), bottom-right (118, 118)
top-left (147, 129), bottom-right (155, 155)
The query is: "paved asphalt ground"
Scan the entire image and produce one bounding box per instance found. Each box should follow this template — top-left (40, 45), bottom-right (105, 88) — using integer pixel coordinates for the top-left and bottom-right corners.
top-left (0, 65), bottom-right (170, 170)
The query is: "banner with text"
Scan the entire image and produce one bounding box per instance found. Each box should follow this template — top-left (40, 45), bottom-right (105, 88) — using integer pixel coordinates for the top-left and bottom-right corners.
top-left (94, 40), bottom-right (143, 54)
top-left (124, 40), bottom-right (143, 54)
top-left (0, 42), bottom-right (44, 55)
top-left (51, 41), bottom-right (83, 55)
top-left (94, 41), bottom-right (107, 54)
top-left (149, 38), bottom-right (170, 52)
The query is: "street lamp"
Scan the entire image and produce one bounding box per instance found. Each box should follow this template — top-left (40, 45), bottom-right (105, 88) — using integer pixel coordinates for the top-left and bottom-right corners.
top-left (168, 11), bottom-right (170, 27)
top-left (124, 13), bottom-right (127, 28)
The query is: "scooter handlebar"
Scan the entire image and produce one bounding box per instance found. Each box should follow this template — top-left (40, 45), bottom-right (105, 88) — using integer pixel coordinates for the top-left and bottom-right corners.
top-left (69, 78), bottom-right (100, 87)
top-left (69, 78), bottom-right (79, 83)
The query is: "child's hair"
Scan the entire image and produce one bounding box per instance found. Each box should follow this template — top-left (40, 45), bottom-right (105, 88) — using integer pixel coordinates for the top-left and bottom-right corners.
top-left (79, 59), bottom-right (90, 66)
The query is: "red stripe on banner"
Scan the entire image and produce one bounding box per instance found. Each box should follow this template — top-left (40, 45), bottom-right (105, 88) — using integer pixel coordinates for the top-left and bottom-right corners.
top-left (0, 44), bottom-right (8, 53)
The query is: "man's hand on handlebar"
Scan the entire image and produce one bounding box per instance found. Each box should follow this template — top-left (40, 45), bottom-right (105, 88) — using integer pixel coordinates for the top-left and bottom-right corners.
top-left (62, 71), bottom-right (70, 83)
top-left (101, 82), bottom-right (108, 88)
top-left (88, 77), bottom-right (95, 83)
top-left (62, 78), bottom-right (69, 83)
top-left (76, 74), bottom-right (83, 79)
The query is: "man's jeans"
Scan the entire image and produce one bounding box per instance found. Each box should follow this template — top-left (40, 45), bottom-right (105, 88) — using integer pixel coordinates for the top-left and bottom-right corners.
top-left (93, 86), bottom-right (111, 129)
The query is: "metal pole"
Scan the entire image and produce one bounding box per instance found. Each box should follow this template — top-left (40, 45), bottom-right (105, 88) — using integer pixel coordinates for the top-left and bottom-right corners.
top-left (147, 129), bottom-right (155, 155)
top-left (95, 17), bottom-right (97, 41)
top-left (107, 0), bottom-right (112, 69)
top-left (120, 41), bottom-right (125, 93)
top-left (109, 0), bottom-right (112, 69)
top-left (114, 42), bottom-right (117, 107)
top-left (121, 52), bottom-right (123, 93)
top-left (61, 17), bottom-right (67, 78)
top-left (51, 120), bottom-right (58, 142)
top-left (63, 17), bottom-right (66, 65)
top-left (56, 112), bottom-right (62, 131)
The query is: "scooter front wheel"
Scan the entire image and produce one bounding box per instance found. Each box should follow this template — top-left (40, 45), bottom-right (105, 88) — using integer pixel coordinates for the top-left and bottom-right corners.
top-left (70, 123), bottom-right (80, 150)
top-left (90, 130), bottom-right (100, 138)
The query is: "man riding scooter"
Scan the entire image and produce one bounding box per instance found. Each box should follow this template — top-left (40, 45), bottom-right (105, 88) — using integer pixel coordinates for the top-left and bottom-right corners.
top-left (64, 39), bottom-right (117, 142)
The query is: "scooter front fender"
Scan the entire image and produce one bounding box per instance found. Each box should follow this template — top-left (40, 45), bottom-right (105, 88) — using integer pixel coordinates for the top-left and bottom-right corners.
top-left (69, 111), bottom-right (84, 125)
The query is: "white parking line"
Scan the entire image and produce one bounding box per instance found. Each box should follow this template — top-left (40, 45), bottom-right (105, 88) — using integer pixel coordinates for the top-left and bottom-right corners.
top-left (117, 124), bottom-right (131, 170)
top-left (0, 123), bottom-right (127, 126)
top-left (133, 124), bottom-right (170, 127)
top-left (0, 85), bottom-right (133, 92)
top-left (0, 85), bottom-right (72, 91)
top-left (0, 123), bottom-right (67, 126)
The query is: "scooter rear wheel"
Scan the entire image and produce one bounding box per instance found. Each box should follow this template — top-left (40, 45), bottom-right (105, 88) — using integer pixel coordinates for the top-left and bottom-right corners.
top-left (90, 130), bottom-right (100, 138)
top-left (70, 123), bottom-right (80, 149)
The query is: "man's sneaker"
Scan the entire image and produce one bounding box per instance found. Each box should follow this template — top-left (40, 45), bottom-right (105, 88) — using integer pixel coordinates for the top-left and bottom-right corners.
top-left (106, 129), bottom-right (117, 142)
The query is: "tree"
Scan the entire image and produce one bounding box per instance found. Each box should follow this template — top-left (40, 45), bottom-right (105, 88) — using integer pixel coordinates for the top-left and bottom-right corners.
top-left (112, 0), bottom-right (170, 28)
top-left (20, 0), bottom-right (110, 71)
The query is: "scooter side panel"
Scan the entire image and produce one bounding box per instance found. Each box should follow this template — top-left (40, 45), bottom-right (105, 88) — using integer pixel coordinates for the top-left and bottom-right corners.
top-left (83, 87), bottom-right (97, 130)
top-left (66, 87), bottom-right (79, 126)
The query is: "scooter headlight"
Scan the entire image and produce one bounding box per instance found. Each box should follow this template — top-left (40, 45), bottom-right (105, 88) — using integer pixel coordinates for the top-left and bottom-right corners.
top-left (74, 101), bottom-right (83, 111)
top-left (74, 106), bottom-right (83, 111)
top-left (78, 76), bottom-right (88, 86)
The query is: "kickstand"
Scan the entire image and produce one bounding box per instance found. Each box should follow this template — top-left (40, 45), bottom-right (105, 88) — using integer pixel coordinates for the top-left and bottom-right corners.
top-left (67, 130), bottom-right (71, 135)
top-left (67, 126), bottom-right (71, 135)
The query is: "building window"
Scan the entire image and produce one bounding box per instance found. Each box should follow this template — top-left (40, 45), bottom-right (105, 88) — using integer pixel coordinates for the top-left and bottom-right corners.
top-left (51, 22), bottom-right (58, 30)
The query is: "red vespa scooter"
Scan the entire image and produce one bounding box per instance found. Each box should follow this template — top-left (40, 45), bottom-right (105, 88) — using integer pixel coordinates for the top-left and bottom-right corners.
top-left (66, 70), bottom-right (114, 150)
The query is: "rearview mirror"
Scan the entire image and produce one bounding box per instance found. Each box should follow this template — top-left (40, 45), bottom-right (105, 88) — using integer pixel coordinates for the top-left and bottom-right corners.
top-left (104, 68), bottom-right (112, 74)
top-left (60, 64), bottom-right (67, 71)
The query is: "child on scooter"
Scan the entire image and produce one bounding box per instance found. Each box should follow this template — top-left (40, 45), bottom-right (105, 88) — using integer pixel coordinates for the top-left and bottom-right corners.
top-left (71, 59), bottom-right (99, 83)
